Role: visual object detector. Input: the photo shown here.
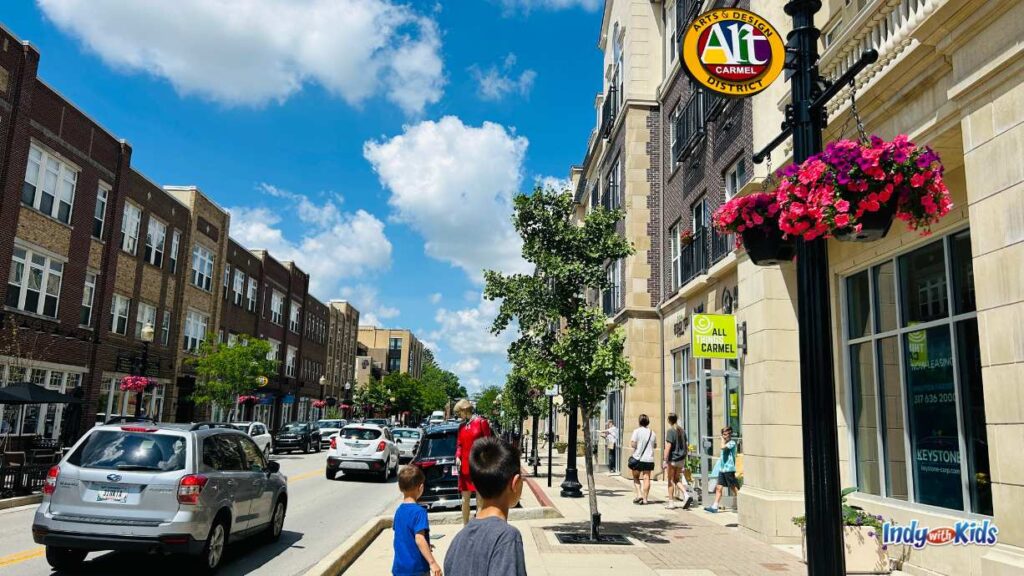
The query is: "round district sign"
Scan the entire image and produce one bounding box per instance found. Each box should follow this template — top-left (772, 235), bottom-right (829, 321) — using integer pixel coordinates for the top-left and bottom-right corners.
top-left (681, 8), bottom-right (784, 97)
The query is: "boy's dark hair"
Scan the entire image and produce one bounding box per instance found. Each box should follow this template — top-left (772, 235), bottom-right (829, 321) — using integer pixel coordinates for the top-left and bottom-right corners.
top-left (721, 426), bottom-right (733, 434)
top-left (398, 463), bottom-right (425, 492)
top-left (639, 414), bottom-right (650, 427)
top-left (468, 437), bottom-right (521, 499)
top-left (667, 413), bottom-right (678, 425)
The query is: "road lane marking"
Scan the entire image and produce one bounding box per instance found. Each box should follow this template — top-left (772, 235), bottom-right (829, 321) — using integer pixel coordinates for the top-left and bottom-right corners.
top-left (289, 468), bottom-right (325, 483)
top-left (0, 546), bottom-right (44, 567)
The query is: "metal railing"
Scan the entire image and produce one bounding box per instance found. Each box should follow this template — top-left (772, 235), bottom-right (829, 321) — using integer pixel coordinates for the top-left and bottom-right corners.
top-left (600, 87), bottom-right (617, 138)
top-left (679, 228), bottom-right (733, 287)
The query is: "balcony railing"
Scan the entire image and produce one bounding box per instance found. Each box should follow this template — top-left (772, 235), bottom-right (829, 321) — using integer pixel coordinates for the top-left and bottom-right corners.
top-left (679, 228), bottom-right (734, 287)
top-left (674, 91), bottom-right (706, 161)
top-left (601, 87), bottom-right (617, 138)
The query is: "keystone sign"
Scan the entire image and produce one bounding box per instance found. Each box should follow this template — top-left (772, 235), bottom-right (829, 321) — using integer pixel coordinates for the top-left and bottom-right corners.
top-left (690, 313), bottom-right (739, 359)
top-left (681, 8), bottom-right (784, 97)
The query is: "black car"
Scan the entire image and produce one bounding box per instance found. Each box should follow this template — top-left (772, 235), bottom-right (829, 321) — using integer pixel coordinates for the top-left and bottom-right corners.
top-left (273, 421), bottom-right (322, 454)
top-left (411, 423), bottom-right (470, 511)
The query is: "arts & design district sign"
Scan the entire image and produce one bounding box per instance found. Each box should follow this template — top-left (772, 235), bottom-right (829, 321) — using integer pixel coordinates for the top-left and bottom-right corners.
top-left (691, 313), bottom-right (738, 359)
top-left (681, 8), bottom-right (785, 97)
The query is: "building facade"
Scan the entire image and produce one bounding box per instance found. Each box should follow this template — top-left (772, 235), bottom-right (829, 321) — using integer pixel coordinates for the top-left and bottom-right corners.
top-left (300, 294), bottom-right (328, 419)
top-left (326, 300), bottom-right (360, 406)
top-left (357, 327), bottom-right (424, 380)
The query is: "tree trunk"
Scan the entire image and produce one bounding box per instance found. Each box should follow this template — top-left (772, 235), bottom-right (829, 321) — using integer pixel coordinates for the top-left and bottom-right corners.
top-left (581, 407), bottom-right (600, 540)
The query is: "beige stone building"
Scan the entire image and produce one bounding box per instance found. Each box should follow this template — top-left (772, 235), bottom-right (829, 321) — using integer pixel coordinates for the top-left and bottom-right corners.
top-left (325, 300), bottom-right (360, 403)
top-left (162, 185), bottom-right (230, 423)
top-left (357, 327), bottom-right (424, 380)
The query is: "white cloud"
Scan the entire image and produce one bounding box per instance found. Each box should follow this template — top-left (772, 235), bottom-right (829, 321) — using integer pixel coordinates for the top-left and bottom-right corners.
top-left (430, 293), bottom-right (443, 304)
top-left (470, 53), bottom-right (536, 101)
top-left (338, 284), bottom-right (400, 328)
top-left (453, 357), bottom-right (480, 374)
top-left (430, 297), bottom-right (513, 357)
top-left (536, 175), bottom-right (572, 193)
top-left (497, 0), bottom-right (602, 13)
top-left (227, 184), bottom-right (392, 303)
top-left (37, 0), bottom-right (444, 115)
top-left (364, 116), bottom-right (532, 282)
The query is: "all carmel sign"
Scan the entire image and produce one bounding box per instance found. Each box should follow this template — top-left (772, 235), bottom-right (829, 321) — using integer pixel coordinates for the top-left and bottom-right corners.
top-left (681, 8), bottom-right (784, 97)
top-left (691, 313), bottom-right (739, 359)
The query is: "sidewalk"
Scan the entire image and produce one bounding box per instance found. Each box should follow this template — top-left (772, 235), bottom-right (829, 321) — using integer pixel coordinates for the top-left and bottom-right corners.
top-left (346, 452), bottom-right (806, 575)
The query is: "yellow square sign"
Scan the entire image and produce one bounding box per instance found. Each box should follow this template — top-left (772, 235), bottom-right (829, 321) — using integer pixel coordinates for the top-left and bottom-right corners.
top-left (691, 314), bottom-right (739, 359)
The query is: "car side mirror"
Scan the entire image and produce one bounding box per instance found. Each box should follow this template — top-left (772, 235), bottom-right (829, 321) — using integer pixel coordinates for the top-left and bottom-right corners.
top-left (266, 460), bottom-right (281, 475)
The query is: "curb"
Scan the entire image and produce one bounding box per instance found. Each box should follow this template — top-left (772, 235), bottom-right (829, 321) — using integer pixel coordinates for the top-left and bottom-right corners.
top-left (0, 494), bottom-right (42, 511)
top-left (302, 515), bottom-right (391, 576)
top-left (522, 472), bottom-right (557, 511)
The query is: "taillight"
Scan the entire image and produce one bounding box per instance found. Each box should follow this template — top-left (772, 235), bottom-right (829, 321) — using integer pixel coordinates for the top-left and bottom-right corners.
top-left (330, 437), bottom-right (337, 450)
top-left (415, 460), bottom-right (436, 469)
top-left (376, 441), bottom-right (386, 452)
top-left (121, 426), bottom-right (158, 432)
top-left (42, 466), bottom-right (59, 495)
top-left (177, 474), bottom-right (208, 505)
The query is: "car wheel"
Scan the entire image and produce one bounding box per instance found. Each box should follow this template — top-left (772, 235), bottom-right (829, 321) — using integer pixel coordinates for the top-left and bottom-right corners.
top-left (265, 498), bottom-right (286, 542)
top-left (196, 517), bottom-right (228, 573)
top-left (303, 441), bottom-right (310, 454)
top-left (45, 546), bottom-right (87, 570)
top-left (264, 444), bottom-right (271, 459)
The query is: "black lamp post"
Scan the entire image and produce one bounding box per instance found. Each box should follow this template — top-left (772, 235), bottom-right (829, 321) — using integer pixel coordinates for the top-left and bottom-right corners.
top-left (560, 396), bottom-right (583, 498)
top-left (134, 322), bottom-right (155, 418)
top-left (546, 386), bottom-right (560, 488)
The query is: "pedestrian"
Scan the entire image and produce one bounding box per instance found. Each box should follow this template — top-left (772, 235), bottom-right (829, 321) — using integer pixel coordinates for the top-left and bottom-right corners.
top-left (599, 419), bottom-right (618, 474)
top-left (704, 426), bottom-right (740, 513)
top-left (443, 437), bottom-right (527, 576)
top-left (662, 413), bottom-right (693, 510)
top-left (454, 398), bottom-right (493, 525)
top-left (627, 414), bottom-right (656, 505)
top-left (392, 466), bottom-right (442, 576)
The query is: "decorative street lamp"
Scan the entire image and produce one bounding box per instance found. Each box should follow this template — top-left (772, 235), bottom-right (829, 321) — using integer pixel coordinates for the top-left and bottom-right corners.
top-left (319, 375), bottom-right (328, 418)
top-left (134, 323), bottom-right (155, 418)
top-left (545, 385), bottom-right (560, 488)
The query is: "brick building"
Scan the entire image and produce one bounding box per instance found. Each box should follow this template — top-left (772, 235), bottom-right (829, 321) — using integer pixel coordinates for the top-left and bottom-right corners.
top-left (326, 300), bottom-right (360, 407)
top-left (301, 295), bottom-right (328, 419)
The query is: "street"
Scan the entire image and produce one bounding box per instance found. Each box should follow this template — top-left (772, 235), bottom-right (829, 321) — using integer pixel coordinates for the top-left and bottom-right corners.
top-left (0, 451), bottom-right (401, 575)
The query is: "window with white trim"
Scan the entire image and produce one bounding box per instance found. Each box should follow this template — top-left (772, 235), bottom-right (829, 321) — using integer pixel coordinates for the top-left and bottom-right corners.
top-left (161, 310), bottom-right (171, 345)
top-left (233, 269), bottom-right (245, 306)
top-left (247, 278), bottom-right (258, 312)
top-left (121, 203), bottom-right (142, 255)
top-left (111, 294), bottom-right (130, 335)
top-left (227, 333), bottom-right (238, 347)
top-left (183, 310), bottom-right (209, 353)
top-left (80, 272), bottom-right (97, 327)
top-left (669, 222), bottom-right (681, 290)
top-left (144, 217), bottom-right (166, 267)
top-left (725, 158), bottom-right (747, 200)
top-left (286, 346), bottom-right (297, 377)
top-left (135, 302), bottom-right (157, 340)
top-left (222, 265), bottom-right (231, 299)
top-left (6, 246), bottom-right (63, 318)
top-left (271, 291), bottom-right (284, 325)
top-left (93, 184), bottom-right (109, 239)
top-left (23, 144), bottom-right (77, 225)
top-left (290, 301), bottom-right (301, 333)
top-left (191, 245), bottom-right (215, 291)
top-left (267, 339), bottom-right (280, 362)
top-left (169, 230), bottom-right (181, 273)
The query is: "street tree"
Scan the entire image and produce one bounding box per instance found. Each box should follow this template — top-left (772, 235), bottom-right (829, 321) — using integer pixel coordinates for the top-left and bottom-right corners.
top-left (190, 336), bottom-right (277, 417)
top-left (473, 385), bottom-right (502, 422)
top-left (484, 184), bottom-right (634, 539)
top-left (382, 372), bottom-right (424, 420)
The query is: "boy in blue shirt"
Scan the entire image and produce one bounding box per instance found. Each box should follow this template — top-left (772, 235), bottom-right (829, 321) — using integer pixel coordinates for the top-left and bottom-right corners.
top-left (704, 426), bottom-right (739, 513)
top-left (393, 466), bottom-right (442, 576)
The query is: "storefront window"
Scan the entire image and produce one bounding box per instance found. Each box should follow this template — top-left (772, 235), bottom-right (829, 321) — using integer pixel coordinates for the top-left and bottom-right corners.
top-left (845, 231), bottom-right (988, 514)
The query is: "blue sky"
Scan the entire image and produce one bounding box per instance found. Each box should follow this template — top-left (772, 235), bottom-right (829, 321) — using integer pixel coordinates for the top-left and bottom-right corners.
top-left (4, 0), bottom-right (605, 392)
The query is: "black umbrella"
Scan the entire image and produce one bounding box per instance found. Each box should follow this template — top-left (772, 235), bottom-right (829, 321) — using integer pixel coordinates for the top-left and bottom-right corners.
top-left (0, 382), bottom-right (84, 405)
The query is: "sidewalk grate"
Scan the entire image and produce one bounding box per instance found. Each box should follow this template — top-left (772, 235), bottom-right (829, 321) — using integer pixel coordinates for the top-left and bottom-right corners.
top-left (554, 532), bottom-right (633, 546)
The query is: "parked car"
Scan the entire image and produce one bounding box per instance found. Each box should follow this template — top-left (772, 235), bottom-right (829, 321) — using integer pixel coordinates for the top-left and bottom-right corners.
top-left (315, 419), bottom-right (347, 449)
top-left (273, 422), bottom-right (321, 454)
top-left (428, 411), bottom-right (445, 426)
top-left (391, 427), bottom-right (422, 462)
top-left (32, 422), bottom-right (287, 573)
top-left (325, 424), bottom-right (400, 482)
top-left (410, 423), bottom-right (470, 511)
top-left (229, 421), bottom-right (273, 457)
top-left (363, 418), bottom-right (390, 429)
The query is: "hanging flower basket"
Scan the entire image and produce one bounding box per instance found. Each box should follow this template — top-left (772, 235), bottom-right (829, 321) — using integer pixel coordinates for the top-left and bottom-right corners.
top-left (237, 395), bottom-right (259, 406)
top-left (312, 399), bottom-right (327, 409)
top-left (119, 375), bottom-right (154, 393)
top-left (326, 397), bottom-right (338, 407)
top-left (679, 229), bottom-right (695, 246)
top-left (713, 192), bottom-right (794, 266)
top-left (775, 136), bottom-right (951, 242)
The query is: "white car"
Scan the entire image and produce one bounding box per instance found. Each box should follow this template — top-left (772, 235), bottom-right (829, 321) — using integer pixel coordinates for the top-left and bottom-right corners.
top-left (391, 427), bottom-right (422, 462)
top-left (231, 421), bottom-right (273, 457)
top-left (325, 424), bottom-right (400, 482)
top-left (428, 411), bottom-right (445, 426)
top-left (316, 418), bottom-right (347, 449)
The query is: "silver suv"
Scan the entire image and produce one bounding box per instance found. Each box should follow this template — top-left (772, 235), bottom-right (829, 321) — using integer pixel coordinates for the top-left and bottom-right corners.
top-left (32, 422), bottom-right (288, 573)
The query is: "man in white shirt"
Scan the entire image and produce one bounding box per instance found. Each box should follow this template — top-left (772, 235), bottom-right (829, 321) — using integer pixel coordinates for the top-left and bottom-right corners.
top-left (600, 420), bottom-right (619, 473)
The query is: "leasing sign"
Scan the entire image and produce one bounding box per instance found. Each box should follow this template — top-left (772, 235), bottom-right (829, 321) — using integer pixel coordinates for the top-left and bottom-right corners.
top-left (691, 314), bottom-right (739, 359)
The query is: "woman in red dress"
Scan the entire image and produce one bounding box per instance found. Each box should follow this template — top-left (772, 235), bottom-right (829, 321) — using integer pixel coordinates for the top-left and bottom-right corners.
top-left (454, 398), bottom-right (492, 525)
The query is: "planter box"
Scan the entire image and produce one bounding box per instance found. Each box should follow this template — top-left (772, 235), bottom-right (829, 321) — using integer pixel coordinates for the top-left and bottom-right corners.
top-left (741, 227), bottom-right (795, 266)
top-left (802, 526), bottom-right (889, 574)
top-left (835, 205), bottom-right (895, 242)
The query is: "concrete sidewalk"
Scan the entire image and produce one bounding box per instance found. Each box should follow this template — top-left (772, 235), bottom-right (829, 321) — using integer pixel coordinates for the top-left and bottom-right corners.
top-left (346, 452), bottom-right (807, 575)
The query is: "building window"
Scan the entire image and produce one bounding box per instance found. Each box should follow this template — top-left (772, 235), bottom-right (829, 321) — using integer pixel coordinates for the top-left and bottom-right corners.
top-left (844, 230), bottom-right (989, 515)
top-left (169, 230), bottom-right (181, 273)
top-left (23, 144), bottom-right (77, 225)
top-left (93, 184), bottom-right (109, 239)
top-left (144, 217), bottom-right (167, 267)
top-left (602, 259), bottom-right (623, 316)
top-left (121, 203), bottom-right (142, 255)
top-left (389, 337), bottom-right (402, 351)
top-left (227, 332), bottom-right (238, 347)
top-left (665, 1), bottom-right (677, 68)
top-left (80, 272), bottom-right (97, 327)
top-left (111, 294), bottom-right (130, 335)
top-left (222, 265), bottom-right (231, 299)
top-left (6, 246), bottom-right (63, 318)
top-left (724, 158), bottom-right (747, 200)
top-left (290, 302), bottom-right (301, 333)
top-left (161, 310), bottom-right (171, 345)
top-left (191, 245), bottom-right (215, 291)
top-left (183, 310), bottom-right (209, 353)
top-left (603, 157), bottom-right (621, 210)
top-left (387, 356), bottom-right (401, 373)
top-left (286, 346), bottom-right (297, 377)
top-left (271, 291), bottom-right (284, 325)
top-left (669, 222), bottom-right (681, 290)
top-left (247, 278), bottom-right (258, 312)
top-left (135, 302), bottom-right (156, 339)
top-left (233, 269), bottom-right (245, 306)
top-left (267, 339), bottom-right (280, 362)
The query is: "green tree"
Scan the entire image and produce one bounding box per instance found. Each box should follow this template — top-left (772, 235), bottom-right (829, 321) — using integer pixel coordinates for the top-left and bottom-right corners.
top-left (422, 348), bottom-right (467, 410)
top-left (354, 377), bottom-right (390, 417)
top-left (484, 185), bottom-right (634, 537)
top-left (474, 385), bottom-right (503, 421)
top-left (190, 336), bottom-right (277, 415)
top-left (382, 372), bottom-right (424, 419)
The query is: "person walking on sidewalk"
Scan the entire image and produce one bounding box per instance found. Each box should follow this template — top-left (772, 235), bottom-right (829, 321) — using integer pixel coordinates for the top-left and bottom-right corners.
top-left (600, 420), bottom-right (618, 474)
top-left (455, 399), bottom-right (493, 525)
top-left (628, 414), bottom-right (656, 505)
top-left (662, 413), bottom-right (693, 510)
top-left (704, 426), bottom-right (739, 513)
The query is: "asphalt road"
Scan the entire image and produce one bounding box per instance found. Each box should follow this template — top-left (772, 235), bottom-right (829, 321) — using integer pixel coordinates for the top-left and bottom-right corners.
top-left (0, 449), bottom-right (401, 575)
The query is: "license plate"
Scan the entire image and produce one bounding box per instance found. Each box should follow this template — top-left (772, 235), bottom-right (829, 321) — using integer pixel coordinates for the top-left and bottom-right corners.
top-left (450, 466), bottom-right (458, 477)
top-left (340, 461), bottom-right (369, 470)
top-left (348, 442), bottom-right (367, 449)
top-left (97, 486), bottom-right (127, 503)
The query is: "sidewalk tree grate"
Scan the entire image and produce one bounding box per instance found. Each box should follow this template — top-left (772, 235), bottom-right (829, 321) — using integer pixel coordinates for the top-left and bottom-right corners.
top-left (554, 532), bottom-right (633, 546)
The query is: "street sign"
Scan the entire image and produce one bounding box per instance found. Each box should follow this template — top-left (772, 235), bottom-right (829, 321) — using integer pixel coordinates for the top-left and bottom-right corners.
top-left (690, 313), bottom-right (739, 359)
top-left (681, 8), bottom-right (785, 97)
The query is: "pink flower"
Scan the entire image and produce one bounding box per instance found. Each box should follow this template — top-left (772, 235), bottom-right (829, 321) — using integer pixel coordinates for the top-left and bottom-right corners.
top-left (835, 199), bottom-right (851, 213)
top-left (834, 213), bottom-right (851, 228)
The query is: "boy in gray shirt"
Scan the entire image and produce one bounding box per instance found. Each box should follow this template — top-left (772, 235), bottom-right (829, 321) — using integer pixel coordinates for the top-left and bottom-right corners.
top-left (443, 437), bottom-right (527, 576)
